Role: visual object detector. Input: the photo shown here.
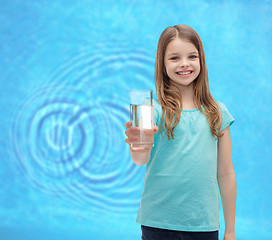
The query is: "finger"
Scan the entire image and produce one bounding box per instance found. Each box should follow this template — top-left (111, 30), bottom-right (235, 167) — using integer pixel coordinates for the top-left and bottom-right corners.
top-left (125, 137), bottom-right (138, 145)
top-left (154, 125), bottom-right (159, 133)
top-left (124, 121), bottom-right (132, 128)
top-left (125, 127), bottom-right (140, 137)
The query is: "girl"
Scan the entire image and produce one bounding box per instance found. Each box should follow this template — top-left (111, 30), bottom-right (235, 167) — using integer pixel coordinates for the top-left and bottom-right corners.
top-left (124, 25), bottom-right (236, 240)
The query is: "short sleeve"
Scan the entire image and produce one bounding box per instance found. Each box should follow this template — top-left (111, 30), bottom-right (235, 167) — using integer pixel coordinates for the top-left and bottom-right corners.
top-left (218, 102), bottom-right (235, 131)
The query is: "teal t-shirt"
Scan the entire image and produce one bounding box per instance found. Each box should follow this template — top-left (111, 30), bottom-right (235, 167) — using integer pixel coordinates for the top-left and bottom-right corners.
top-left (136, 99), bottom-right (235, 231)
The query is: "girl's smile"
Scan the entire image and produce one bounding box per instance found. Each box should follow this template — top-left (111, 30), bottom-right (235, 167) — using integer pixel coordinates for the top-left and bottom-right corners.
top-left (176, 70), bottom-right (193, 77)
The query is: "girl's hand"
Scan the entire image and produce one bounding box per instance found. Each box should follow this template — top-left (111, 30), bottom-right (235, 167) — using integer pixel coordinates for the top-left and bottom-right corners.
top-left (124, 121), bottom-right (158, 152)
top-left (224, 232), bottom-right (236, 240)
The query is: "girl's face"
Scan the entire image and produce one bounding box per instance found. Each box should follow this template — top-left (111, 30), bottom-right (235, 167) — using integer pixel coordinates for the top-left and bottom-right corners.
top-left (164, 38), bottom-right (200, 89)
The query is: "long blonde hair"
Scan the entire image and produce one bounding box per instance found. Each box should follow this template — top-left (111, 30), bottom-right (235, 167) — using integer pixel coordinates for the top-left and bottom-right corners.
top-left (155, 24), bottom-right (223, 139)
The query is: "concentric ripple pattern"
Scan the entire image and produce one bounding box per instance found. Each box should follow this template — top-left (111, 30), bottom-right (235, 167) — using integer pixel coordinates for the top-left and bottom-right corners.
top-left (12, 44), bottom-right (155, 214)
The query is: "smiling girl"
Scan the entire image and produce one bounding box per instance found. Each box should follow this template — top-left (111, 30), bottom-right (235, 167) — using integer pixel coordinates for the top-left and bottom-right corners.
top-left (125, 25), bottom-right (236, 240)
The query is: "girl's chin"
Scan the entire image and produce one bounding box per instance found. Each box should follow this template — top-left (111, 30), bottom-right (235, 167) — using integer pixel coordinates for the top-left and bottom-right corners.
top-left (169, 79), bottom-right (195, 88)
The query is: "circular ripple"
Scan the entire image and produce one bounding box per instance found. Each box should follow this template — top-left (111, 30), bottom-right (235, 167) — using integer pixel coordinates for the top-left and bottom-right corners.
top-left (12, 41), bottom-right (155, 214)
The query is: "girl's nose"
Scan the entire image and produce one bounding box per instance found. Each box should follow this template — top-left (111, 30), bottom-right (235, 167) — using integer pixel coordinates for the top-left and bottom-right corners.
top-left (180, 60), bottom-right (189, 67)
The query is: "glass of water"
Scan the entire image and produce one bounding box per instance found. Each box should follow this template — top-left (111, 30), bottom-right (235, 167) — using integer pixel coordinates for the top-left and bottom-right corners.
top-left (130, 90), bottom-right (154, 150)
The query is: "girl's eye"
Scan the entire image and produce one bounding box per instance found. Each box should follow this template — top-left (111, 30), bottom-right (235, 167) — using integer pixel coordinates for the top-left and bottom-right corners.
top-left (170, 57), bottom-right (179, 60)
top-left (189, 55), bottom-right (198, 59)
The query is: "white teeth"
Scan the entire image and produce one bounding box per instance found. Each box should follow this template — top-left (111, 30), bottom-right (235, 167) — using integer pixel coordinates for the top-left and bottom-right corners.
top-left (177, 71), bottom-right (191, 75)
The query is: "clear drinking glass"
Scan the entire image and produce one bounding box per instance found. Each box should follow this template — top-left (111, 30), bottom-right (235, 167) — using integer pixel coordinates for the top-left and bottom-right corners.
top-left (130, 90), bottom-right (154, 150)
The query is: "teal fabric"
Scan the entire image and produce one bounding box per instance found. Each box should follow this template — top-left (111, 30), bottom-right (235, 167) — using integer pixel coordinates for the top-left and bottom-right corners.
top-left (136, 99), bottom-right (235, 231)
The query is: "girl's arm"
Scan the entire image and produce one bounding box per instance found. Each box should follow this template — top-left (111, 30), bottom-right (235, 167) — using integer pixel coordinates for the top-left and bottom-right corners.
top-left (217, 125), bottom-right (237, 240)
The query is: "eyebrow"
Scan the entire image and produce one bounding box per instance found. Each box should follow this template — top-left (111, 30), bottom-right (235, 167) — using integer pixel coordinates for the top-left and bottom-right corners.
top-left (167, 51), bottom-right (199, 56)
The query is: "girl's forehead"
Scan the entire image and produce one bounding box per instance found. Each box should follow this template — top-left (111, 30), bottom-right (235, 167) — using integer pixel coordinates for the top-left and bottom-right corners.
top-left (166, 38), bottom-right (198, 53)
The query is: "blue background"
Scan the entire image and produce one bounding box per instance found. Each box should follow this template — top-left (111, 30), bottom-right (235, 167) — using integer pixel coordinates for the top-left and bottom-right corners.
top-left (0, 0), bottom-right (271, 239)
